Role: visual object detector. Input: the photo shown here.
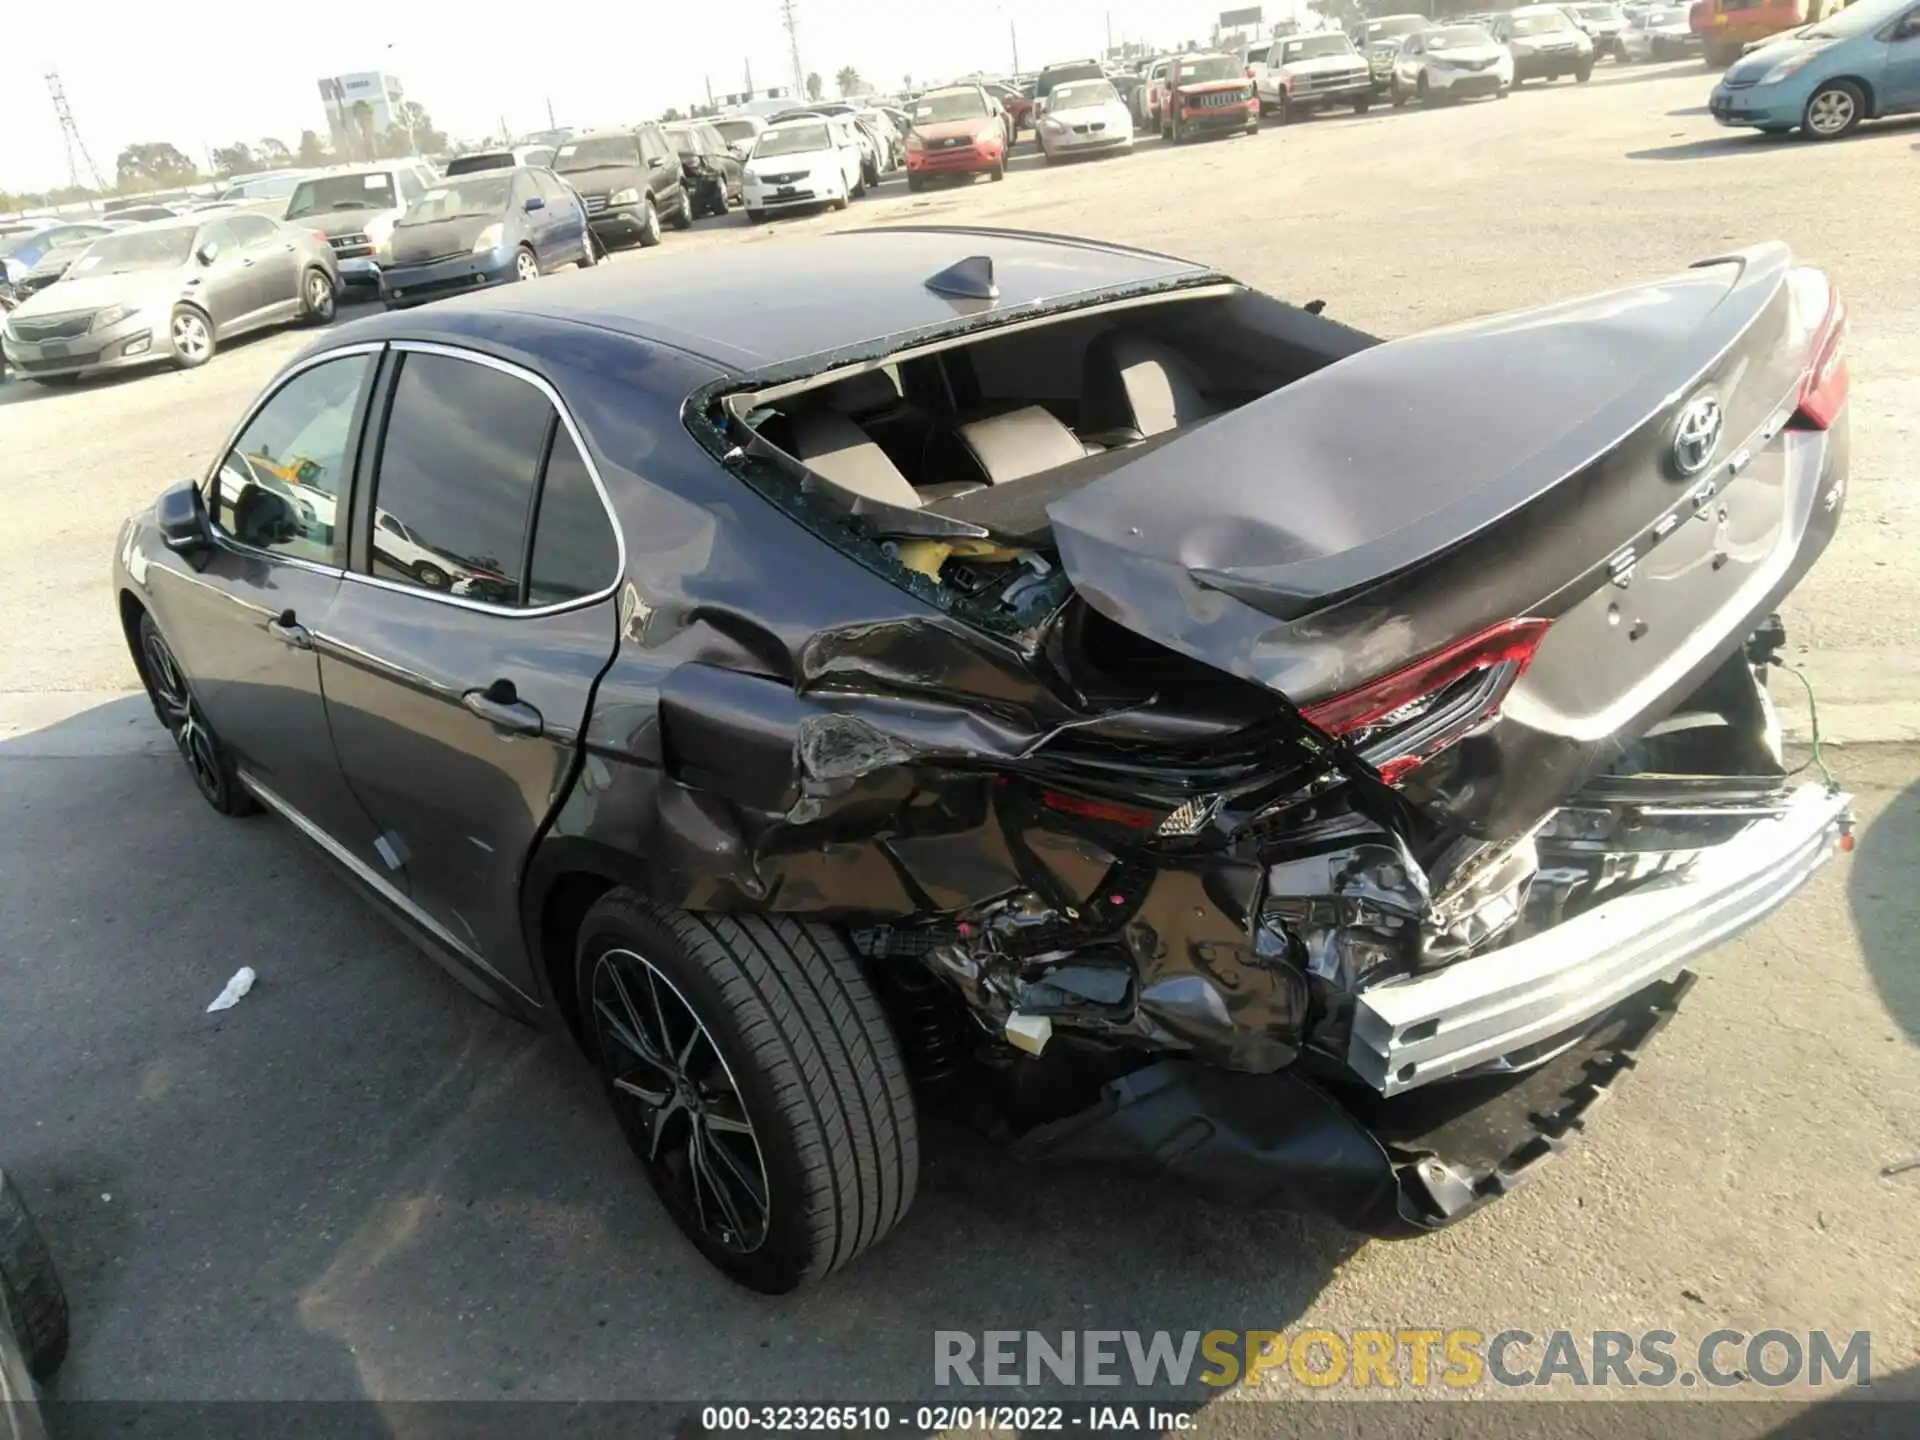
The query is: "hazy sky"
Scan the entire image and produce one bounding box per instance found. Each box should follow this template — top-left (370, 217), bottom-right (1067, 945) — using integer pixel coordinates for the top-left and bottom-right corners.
top-left (0, 0), bottom-right (1311, 192)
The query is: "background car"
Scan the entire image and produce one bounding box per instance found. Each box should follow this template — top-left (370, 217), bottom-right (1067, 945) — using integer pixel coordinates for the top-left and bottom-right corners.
top-left (1258, 30), bottom-right (1377, 119)
top-left (665, 121), bottom-right (746, 217)
top-left (982, 80), bottom-right (1033, 133)
top-left (1162, 52), bottom-right (1260, 142)
top-left (1692, 0), bottom-right (1842, 66)
top-left (1, 215), bottom-right (337, 382)
top-left (903, 86), bottom-right (1008, 190)
top-left (1622, 3), bottom-right (1705, 58)
top-left (743, 117), bottom-right (866, 218)
top-left (554, 124), bottom-right (692, 249)
top-left (444, 145), bottom-right (558, 176)
top-left (1492, 5), bottom-right (1597, 83)
top-left (1, 1168), bottom-right (69, 1440)
top-left (1033, 57), bottom-right (1106, 111)
top-left (380, 167), bottom-right (593, 310)
top-left (1709, 0), bottom-right (1920, 138)
top-left (1354, 13), bottom-right (1433, 89)
top-left (1391, 23), bottom-right (1515, 105)
top-left (1135, 57), bottom-right (1173, 128)
top-left (1564, 2), bottom-right (1632, 57)
top-left (0, 221), bottom-right (113, 307)
top-left (709, 114), bottom-right (767, 162)
top-left (1036, 77), bottom-right (1135, 162)
top-left (283, 161), bottom-right (440, 295)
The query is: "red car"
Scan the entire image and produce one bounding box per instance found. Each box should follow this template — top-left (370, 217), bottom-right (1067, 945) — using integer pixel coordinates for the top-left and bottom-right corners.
top-left (905, 85), bottom-right (1009, 190)
top-left (1162, 51), bottom-right (1261, 143)
top-left (984, 81), bottom-right (1033, 134)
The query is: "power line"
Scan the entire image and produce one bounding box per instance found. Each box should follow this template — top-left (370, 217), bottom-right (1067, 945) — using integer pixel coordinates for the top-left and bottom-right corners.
top-left (780, 0), bottom-right (805, 99)
top-left (45, 71), bottom-right (106, 192)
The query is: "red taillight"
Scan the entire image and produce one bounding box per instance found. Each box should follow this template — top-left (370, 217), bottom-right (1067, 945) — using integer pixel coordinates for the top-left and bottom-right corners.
top-left (1039, 789), bottom-right (1164, 830)
top-left (1791, 286), bottom-right (1848, 431)
top-left (1300, 618), bottom-right (1552, 785)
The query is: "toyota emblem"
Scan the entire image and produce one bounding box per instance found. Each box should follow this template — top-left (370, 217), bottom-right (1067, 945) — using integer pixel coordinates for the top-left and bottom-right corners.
top-left (1672, 394), bottom-right (1724, 478)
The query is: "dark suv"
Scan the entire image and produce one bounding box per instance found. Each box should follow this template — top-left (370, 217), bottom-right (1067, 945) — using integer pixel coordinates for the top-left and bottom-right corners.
top-left (554, 124), bottom-right (691, 249)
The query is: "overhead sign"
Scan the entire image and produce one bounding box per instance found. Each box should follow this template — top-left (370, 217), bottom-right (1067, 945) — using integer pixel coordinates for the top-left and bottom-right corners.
top-left (1219, 6), bottom-right (1263, 27)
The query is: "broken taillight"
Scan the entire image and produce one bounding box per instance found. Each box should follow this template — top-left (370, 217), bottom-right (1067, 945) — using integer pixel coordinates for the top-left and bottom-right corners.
top-left (1300, 618), bottom-right (1552, 785)
top-left (1039, 788), bottom-right (1165, 829)
top-left (1791, 284), bottom-right (1848, 432)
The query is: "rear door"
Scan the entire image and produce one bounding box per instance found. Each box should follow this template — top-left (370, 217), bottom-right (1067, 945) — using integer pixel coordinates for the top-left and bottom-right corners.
top-left (315, 343), bottom-right (623, 998)
top-left (188, 220), bottom-right (256, 333)
top-left (1885, 3), bottom-right (1920, 109)
top-left (228, 213), bottom-right (299, 322)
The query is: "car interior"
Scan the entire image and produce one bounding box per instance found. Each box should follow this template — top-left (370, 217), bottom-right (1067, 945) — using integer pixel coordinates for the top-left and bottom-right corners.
top-left (733, 287), bottom-right (1378, 545)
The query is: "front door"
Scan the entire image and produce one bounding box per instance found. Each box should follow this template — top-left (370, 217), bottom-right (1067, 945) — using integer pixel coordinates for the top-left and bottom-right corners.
top-left (149, 347), bottom-right (392, 866)
top-left (1884, 5), bottom-right (1920, 108)
top-left (185, 220), bottom-right (257, 335)
top-left (315, 345), bottom-right (622, 998)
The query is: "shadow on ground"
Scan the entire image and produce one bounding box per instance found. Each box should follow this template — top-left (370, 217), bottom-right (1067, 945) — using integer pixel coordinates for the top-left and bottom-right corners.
top-left (1, 696), bottom-right (1352, 1414)
top-left (1849, 773), bottom-right (1920, 1049)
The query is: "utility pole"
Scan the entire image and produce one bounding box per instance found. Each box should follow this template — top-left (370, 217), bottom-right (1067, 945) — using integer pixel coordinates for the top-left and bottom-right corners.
top-left (780, 0), bottom-right (804, 102)
top-left (705, 74), bottom-right (716, 110)
top-left (45, 71), bottom-right (105, 193)
top-left (1105, 10), bottom-right (1112, 58)
top-left (1010, 19), bottom-right (1021, 76)
top-left (745, 57), bottom-right (755, 98)
top-left (546, 96), bottom-right (557, 129)
top-left (500, 113), bottom-right (511, 144)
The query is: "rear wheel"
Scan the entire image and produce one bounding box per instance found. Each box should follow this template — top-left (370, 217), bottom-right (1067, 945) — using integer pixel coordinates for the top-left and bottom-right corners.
top-left (575, 895), bottom-right (919, 1294)
top-left (906, 172), bottom-right (925, 192)
top-left (577, 229), bottom-right (598, 267)
top-left (1275, 97), bottom-right (1292, 125)
top-left (0, 1170), bottom-right (68, 1380)
top-left (169, 305), bottom-right (214, 369)
top-left (1802, 79), bottom-right (1863, 139)
top-left (514, 246), bottom-right (540, 284)
top-left (300, 267), bottom-right (336, 325)
top-left (135, 611), bottom-right (255, 816)
top-left (1391, 78), bottom-right (1408, 108)
top-left (1417, 74), bottom-right (1432, 105)
top-left (669, 188), bottom-right (694, 230)
top-left (1354, 95), bottom-right (1372, 114)
top-left (1575, 61), bottom-right (1593, 82)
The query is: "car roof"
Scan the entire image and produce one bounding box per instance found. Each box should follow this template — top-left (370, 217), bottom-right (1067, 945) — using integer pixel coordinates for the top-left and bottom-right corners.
top-left (321, 227), bottom-right (1212, 374)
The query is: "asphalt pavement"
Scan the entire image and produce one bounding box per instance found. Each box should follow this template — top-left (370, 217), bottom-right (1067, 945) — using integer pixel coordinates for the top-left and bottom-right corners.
top-left (1, 61), bottom-right (1916, 1426)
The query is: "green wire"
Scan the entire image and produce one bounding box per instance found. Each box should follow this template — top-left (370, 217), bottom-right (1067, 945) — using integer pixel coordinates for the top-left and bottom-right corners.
top-left (1776, 661), bottom-right (1839, 790)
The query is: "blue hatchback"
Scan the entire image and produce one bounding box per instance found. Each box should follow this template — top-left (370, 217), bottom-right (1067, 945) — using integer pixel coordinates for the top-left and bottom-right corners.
top-left (380, 168), bottom-right (595, 310)
top-left (1710, 0), bottom-right (1920, 139)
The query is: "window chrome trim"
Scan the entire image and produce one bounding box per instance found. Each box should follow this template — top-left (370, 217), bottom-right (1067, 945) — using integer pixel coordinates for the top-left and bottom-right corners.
top-left (340, 339), bottom-right (629, 620)
top-left (200, 339), bottom-right (389, 576)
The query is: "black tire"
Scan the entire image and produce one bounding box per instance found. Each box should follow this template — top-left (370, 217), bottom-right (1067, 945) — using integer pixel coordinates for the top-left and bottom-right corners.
top-left (1390, 78), bottom-right (1408, 109)
top-left (133, 611), bottom-right (255, 816)
top-left (906, 173), bottom-right (925, 193)
top-left (1354, 95), bottom-right (1372, 114)
top-left (575, 894), bottom-right (919, 1294)
top-left (412, 561), bottom-right (449, 590)
top-left (638, 198), bottom-right (663, 247)
top-left (168, 304), bottom-right (215, 370)
top-left (1575, 62), bottom-right (1593, 82)
top-left (991, 156), bottom-right (1006, 181)
top-left (669, 188), bottom-right (694, 231)
top-left (0, 1170), bottom-right (68, 1381)
top-left (746, 207), bottom-right (767, 222)
top-left (1417, 74), bottom-right (1431, 105)
top-left (1275, 98), bottom-right (1292, 126)
top-left (1802, 79), bottom-right (1865, 140)
top-left (300, 266), bottom-right (336, 325)
top-left (577, 229), bottom-right (598, 268)
top-left (1512, 70), bottom-right (1526, 88)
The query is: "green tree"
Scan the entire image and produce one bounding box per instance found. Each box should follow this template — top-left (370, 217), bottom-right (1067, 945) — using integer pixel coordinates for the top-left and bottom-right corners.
top-left (211, 142), bottom-right (257, 177)
top-left (835, 66), bottom-right (864, 97)
top-left (661, 105), bottom-right (685, 122)
top-left (392, 99), bottom-right (447, 155)
top-left (296, 130), bottom-right (330, 166)
top-left (257, 136), bottom-right (292, 164)
top-left (351, 100), bottom-right (377, 162)
top-left (806, 72), bottom-right (824, 100)
top-left (115, 142), bottom-right (198, 191)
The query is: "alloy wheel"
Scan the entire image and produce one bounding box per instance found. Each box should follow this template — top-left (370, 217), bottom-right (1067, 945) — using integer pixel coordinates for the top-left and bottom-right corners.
top-left (143, 626), bottom-right (224, 802)
top-left (306, 272), bottom-right (335, 321)
top-left (171, 312), bottom-right (210, 362)
top-left (1806, 87), bottom-right (1855, 136)
top-left (590, 947), bottom-right (771, 1255)
top-left (515, 249), bottom-right (540, 283)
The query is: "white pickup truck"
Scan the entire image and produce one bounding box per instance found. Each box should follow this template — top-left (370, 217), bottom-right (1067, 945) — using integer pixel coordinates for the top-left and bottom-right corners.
top-left (1255, 30), bottom-right (1377, 120)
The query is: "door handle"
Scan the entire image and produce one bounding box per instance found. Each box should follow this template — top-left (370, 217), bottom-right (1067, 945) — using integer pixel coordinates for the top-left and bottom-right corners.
top-left (267, 610), bottom-right (312, 649)
top-left (462, 680), bottom-right (543, 736)
top-left (240, 258), bottom-right (256, 268)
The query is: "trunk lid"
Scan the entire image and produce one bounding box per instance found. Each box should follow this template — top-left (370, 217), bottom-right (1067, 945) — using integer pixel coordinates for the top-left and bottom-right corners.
top-left (1048, 244), bottom-right (1840, 838)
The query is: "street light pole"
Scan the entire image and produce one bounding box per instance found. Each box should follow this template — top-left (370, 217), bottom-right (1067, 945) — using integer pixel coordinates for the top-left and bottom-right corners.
top-left (1011, 18), bottom-right (1020, 75)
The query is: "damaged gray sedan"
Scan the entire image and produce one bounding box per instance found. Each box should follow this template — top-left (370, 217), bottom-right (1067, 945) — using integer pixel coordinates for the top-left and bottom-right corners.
top-left (111, 228), bottom-right (1854, 1292)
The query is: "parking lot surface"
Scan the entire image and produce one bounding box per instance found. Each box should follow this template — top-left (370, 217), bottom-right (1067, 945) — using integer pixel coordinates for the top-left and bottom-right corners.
top-left (2, 64), bottom-right (1917, 1420)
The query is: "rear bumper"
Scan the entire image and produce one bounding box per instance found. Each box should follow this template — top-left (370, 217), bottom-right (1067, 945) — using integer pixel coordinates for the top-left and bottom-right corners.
top-left (1350, 781), bottom-right (1853, 1096)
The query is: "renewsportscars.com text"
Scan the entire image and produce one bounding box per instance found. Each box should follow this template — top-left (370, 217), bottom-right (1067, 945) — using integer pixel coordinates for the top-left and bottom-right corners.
top-left (934, 1329), bottom-right (1874, 1390)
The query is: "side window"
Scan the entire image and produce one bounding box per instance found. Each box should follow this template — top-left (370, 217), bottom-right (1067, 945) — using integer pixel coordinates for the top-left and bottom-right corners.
top-left (213, 354), bottom-right (373, 562)
top-left (197, 220), bottom-right (239, 261)
top-left (368, 352), bottom-right (553, 603)
top-left (527, 428), bottom-right (619, 607)
top-left (397, 169), bottom-right (427, 204)
top-left (227, 214), bottom-right (277, 248)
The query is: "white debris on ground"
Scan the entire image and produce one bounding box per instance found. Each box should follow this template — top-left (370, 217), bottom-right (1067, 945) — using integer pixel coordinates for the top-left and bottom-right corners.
top-left (205, 967), bottom-right (257, 1013)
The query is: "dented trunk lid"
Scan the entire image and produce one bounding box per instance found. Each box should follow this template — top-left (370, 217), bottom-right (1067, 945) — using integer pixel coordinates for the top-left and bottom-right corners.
top-left (1049, 244), bottom-right (1842, 838)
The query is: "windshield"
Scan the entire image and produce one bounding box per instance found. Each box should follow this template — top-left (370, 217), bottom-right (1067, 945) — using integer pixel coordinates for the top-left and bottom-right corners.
top-left (1426, 25), bottom-right (1495, 47)
top-left (752, 123), bottom-right (833, 157)
top-left (665, 126), bottom-right (699, 154)
top-left (1799, 0), bottom-right (1906, 38)
top-left (286, 172), bottom-right (396, 219)
top-left (1282, 34), bottom-right (1357, 60)
top-left (1038, 63), bottom-right (1103, 95)
top-left (1512, 11), bottom-right (1575, 33)
top-left (912, 91), bottom-right (991, 123)
top-left (399, 176), bottom-right (512, 225)
top-left (1365, 16), bottom-right (1428, 39)
top-left (1572, 3), bottom-right (1619, 17)
top-left (1049, 80), bottom-right (1118, 108)
top-left (66, 227), bottom-right (195, 274)
top-left (0, 230), bottom-right (54, 260)
top-left (555, 136), bottom-right (641, 171)
top-left (1175, 55), bottom-right (1242, 82)
top-left (444, 153), bottom-right (514, 175)
top-left (712, 118), bottom-right (759, 143)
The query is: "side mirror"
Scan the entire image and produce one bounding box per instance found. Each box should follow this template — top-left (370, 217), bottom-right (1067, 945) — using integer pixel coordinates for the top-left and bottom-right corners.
top-left (647, 156), bottom-right (665, 169)
top-left (156, 479), bottom-right (213, 554)
top-left (523, 195), bottom-right (545, 211)
top-left (196, 241), bottom-right (219, 265)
